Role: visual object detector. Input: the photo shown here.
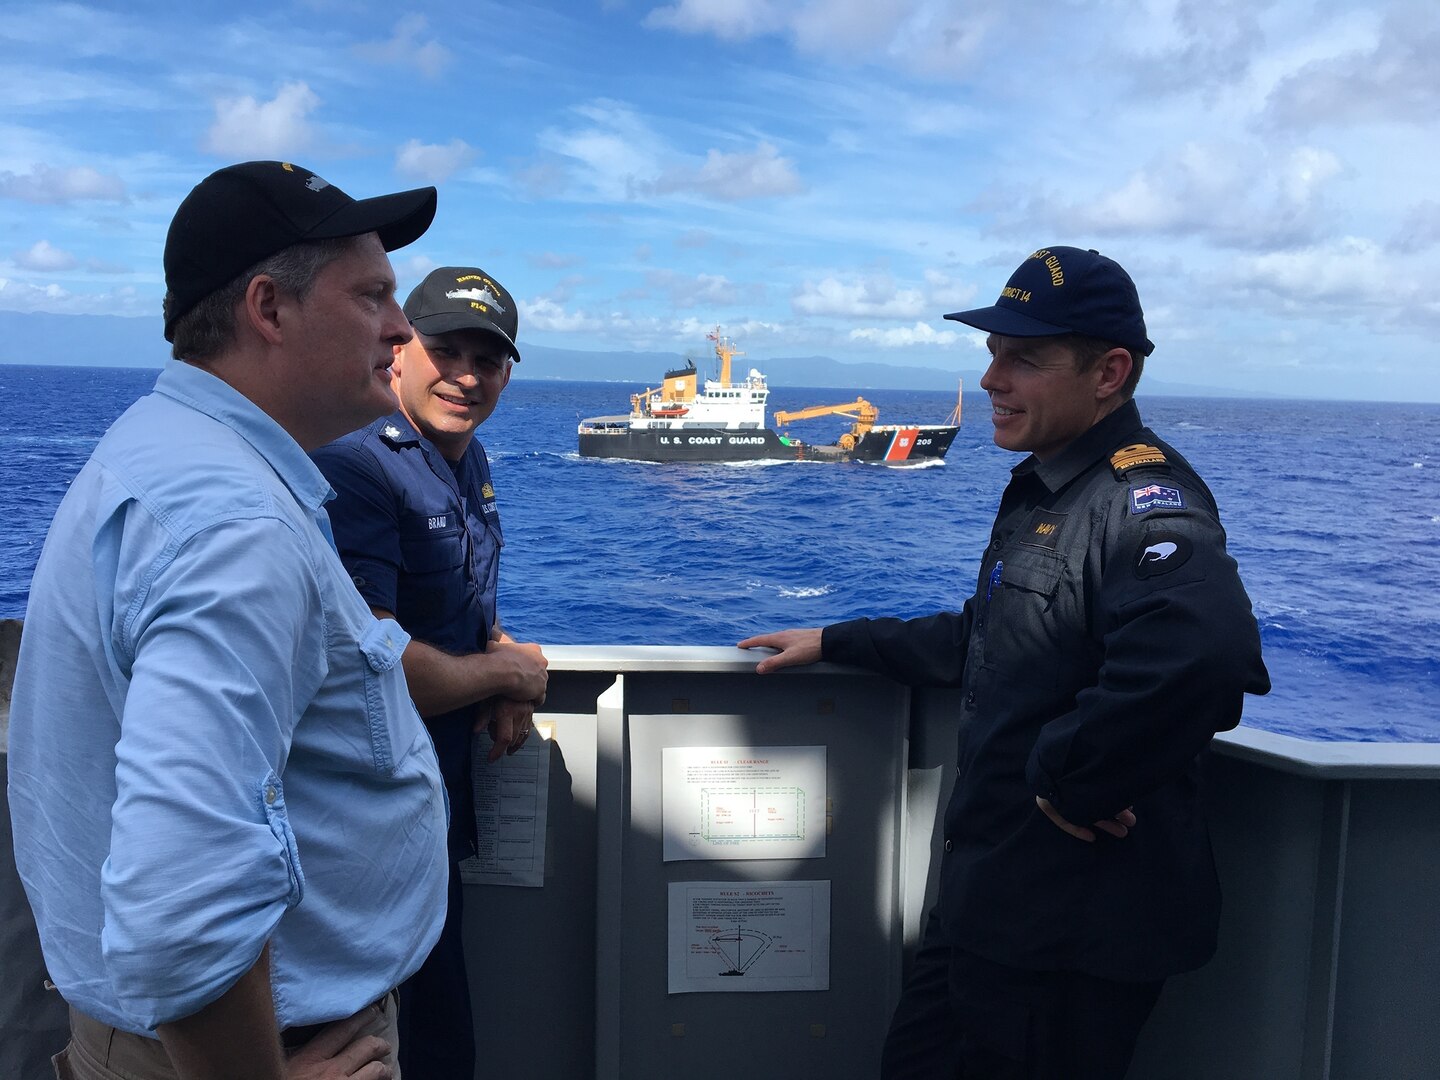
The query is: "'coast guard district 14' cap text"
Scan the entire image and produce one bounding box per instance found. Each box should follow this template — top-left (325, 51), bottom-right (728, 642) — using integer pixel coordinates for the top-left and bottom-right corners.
top-left (944, 246), bottom-right (1154, 356)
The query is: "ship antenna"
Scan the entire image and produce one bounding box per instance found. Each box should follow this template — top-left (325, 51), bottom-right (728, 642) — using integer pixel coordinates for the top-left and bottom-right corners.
top-left (706, 325), bottom-right (742, 388)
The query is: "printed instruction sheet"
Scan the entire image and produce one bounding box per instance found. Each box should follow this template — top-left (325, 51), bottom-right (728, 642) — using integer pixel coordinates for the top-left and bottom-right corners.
top-left (457, 727), bottom-right (551, 887)
top-left (667, 880), bottom-right (831, 993)
top-left (661, 745), bottom-right (827, 862)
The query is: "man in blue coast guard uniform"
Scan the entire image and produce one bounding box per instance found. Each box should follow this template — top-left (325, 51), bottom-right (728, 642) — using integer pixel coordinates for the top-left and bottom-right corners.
top-left (741, 247), bottom-right (1270, 1079)
top-left (8, 161), bottom-right (450, 1078)
top-left (313, 265), bottom-right (547, 1080)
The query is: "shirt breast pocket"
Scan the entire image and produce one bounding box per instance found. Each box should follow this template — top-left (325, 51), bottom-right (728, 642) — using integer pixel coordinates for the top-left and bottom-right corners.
top-left (399, 518), bottom-right (464, 576)
top-left (357, 617), bottom-right (421, 775)
top-left (980, 548), bottom-right (1067, 683)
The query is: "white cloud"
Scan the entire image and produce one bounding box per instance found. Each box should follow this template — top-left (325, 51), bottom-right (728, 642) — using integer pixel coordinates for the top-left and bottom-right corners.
top-left (648, 142), bottom-right (803, 200)
top-left (0, 278), bottom-right (148, 316)
top-left (1392, 201), bottom-right (1440, 254)
top-left (0, 164), bottom-right (126, 204)
top-left (13, 240), bottom-right (76, 272)
top-left (537, 101), bottom-right (668, 202)
top-left (849, 321), bottom-right (961, 347)
top-left (1263, 4), bottom-right (1440, 129)
top-left (792, 276), bottom-right (928, 319)
top-left (922, 268), bottom-right (976, 311)
top-left (868, 2), bottom-right (995, 77)
top-left (540, 274), bottom-right (588, 304)
top-left (643, 0), bottom-right (783, 41)
top-left (512, 158), bottom-right (570, 199)
top-left (1120, 0), bottom-right (1263, 98)
top-left (1226, 236), bottom-right (1440, 332)
top-left (1281, 146), bottom-right (1343, 206)
top-left (645, 0), bottom-right (994, 76)
top-left (395, 138), bottom-right (477, 183)
top-left (675, 229), bottom-right (713, 249)
top-left (204, 82), bottom-right (321, 159)
top-left (1232, 238), bottom-right (1387, 305)
top-left (396, 253), bottom-right (438, 286)
top-left (999, 142), bottom-right (1344, 251)
top-left (521, 296), bottom-right (609, 333)
top-left (539, 103), bottom-right (799, 204)
top-left (0, 4), bottom-right (148, 60)
top-left (645, 269), bottom-right (764, 307)
top-left (354, 15), bottom-right (453, 79)
top-left (528, 252), bottom-right (583, 269)
top-left (675, 315), bottom-right (785, 342)
top-left (0, 278), bottom-right (69, 306)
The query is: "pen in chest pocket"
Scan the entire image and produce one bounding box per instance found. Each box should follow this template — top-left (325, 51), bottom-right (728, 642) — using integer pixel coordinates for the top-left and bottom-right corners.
top-left (986, 560), bottom-right (1003, 604)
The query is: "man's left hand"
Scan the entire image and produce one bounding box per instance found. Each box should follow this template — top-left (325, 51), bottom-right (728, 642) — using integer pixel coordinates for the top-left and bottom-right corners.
top-left (478, 697), bottom-right (535, 762)
top-left (1036, 796), bottom-right (1136, 843)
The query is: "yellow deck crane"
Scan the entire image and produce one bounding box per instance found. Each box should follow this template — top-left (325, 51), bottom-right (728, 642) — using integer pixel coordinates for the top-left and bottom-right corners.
top-left (771, 397), bottom-right (879, 451)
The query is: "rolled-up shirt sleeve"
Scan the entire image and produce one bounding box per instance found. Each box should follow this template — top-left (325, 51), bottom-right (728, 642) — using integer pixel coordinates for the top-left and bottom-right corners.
top-left (100, 516), bottom-right (327, 1027)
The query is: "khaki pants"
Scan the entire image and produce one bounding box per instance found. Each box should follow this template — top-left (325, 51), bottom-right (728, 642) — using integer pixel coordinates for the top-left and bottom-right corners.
top-left (53, 993), bottom-right (400, 1079)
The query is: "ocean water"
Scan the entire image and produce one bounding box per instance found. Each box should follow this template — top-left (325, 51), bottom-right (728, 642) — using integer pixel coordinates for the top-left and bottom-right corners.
top-left (1, 364), bottom-right (1436, 743)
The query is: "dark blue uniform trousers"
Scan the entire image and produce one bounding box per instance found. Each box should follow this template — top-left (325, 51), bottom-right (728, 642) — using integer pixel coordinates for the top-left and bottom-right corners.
top-left (398, 861), bottom-right (474, 1079)
top-left (881, 913), bottom-right (1163, 1080)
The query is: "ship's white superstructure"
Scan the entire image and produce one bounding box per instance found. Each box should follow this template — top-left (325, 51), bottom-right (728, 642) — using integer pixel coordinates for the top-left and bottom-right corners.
top-left (632, 366), bottom-right (769, 431)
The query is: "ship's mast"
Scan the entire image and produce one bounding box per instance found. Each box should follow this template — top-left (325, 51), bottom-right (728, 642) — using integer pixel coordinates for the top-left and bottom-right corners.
top-left (706, 326), bottom-right (743, 388)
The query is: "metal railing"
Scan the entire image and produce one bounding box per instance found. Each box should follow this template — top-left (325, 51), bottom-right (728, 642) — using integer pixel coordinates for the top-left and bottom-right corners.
top-left (3, 631), bottom-right (1438, 1079)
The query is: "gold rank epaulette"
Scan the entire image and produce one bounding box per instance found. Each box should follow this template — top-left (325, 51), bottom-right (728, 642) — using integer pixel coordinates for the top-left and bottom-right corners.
top-left (1110, 443), bottom-right (1167, 476)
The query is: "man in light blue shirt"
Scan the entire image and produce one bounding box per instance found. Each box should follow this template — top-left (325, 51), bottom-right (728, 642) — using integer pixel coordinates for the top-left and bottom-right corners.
top-left (7, 161), bottom-right (450, 1080)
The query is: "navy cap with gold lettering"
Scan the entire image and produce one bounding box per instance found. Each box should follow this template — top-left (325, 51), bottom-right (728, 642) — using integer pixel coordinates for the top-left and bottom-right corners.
top-left (944, 246), bottom-right (1154, 356)
top-left (403, 266), bottom-right (521, 362)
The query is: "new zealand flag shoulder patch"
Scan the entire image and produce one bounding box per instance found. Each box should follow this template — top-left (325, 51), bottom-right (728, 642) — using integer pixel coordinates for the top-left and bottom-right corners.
top-left (1130, 483), bottom-right (1185, 515)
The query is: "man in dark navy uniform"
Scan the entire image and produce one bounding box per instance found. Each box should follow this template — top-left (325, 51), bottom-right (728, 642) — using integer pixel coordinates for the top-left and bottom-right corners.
top-left (313, 265), bottom-right (547, 1080)
top-left (740, 247), bottom-right (1269, 1079)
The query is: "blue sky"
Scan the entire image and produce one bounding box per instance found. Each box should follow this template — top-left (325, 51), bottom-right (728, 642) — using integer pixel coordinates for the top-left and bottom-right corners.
top-left (1, 0), bottom-right (1437, 401)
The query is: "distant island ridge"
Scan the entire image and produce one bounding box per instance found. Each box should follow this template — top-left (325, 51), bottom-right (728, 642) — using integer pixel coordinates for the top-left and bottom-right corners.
top-left (0, 309), bottom-right (1276, 400)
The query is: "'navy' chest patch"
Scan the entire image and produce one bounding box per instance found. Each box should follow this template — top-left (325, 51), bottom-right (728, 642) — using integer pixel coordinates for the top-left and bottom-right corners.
top-left (1021, 509), bottom-right (1066, 551)
top-left (1130, 483), bottom-right (1185, 515)
top-left (1135, 530), bottom-right (1193, 578)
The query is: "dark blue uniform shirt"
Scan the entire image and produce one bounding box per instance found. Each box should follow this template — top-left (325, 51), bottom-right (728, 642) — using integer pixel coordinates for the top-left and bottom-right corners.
top-left (823, 400), bottom-right (1270, 981)
top-left (312, 411), bottom-right (503, 856)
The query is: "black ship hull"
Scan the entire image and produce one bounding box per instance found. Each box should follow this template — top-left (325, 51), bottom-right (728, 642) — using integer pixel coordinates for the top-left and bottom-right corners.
top-left (578, 424), bottom-right (959, 464)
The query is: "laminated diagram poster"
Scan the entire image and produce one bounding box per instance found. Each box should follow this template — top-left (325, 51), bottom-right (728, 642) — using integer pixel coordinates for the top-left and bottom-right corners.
top-left (457, 728), bottom-right (551, 888)
top-left (667, 880), bottom-right (831, 993)
top-left (661, 745), bottom-right (826, 862)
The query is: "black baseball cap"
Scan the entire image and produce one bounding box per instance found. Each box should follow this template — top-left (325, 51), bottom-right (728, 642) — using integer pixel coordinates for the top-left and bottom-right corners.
top-left (403, 266), bottom-right (521, 362)
top-left (944, 246), bottom-right (1154, 356)
top-left (163, 160), bottom-right (437, 341)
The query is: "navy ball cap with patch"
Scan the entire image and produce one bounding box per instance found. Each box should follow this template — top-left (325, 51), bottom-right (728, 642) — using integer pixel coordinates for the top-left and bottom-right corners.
top-left (944, 246), bottom-right (1154, 356)
top-left (163, 160), bottom-right (436, 342)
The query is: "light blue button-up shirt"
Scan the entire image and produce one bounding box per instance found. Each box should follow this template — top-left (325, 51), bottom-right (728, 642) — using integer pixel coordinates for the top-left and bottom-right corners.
top-left (7, 359), bottom-right (449, 1035)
